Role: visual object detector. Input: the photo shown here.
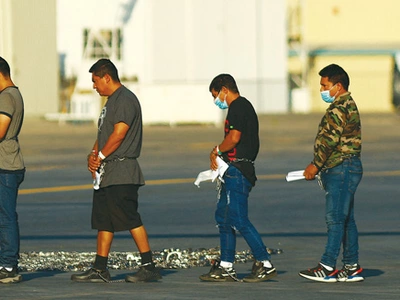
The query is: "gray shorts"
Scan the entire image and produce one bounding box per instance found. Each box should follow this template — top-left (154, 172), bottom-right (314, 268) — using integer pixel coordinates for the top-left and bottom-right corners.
top-left (92, 184), bottom-right (143, 232)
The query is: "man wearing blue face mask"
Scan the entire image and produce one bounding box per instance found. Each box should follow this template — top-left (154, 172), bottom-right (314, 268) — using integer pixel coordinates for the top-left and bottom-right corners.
top-left (199, 74), bottom-right (277, 283)
top-left (299, 64), bottom-right (364, 283)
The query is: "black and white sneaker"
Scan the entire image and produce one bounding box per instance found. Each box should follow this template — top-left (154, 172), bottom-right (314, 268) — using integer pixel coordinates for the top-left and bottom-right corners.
top-left (299, 263), bottom-right (338, 283)
top-left (0, 267), bottom-right (22, 284)
top-left (337, 264), bottom-right (364, 282)
top-left (243, 260), bottom-right (277, 283)
top-left (199, 260), bottom-right (239, 282)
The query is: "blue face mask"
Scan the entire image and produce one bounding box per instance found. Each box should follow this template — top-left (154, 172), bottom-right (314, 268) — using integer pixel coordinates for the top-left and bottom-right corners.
top-left (320, 84), bottom-right (337, 103)
top-left (214, 93), bottom-right (228, 109)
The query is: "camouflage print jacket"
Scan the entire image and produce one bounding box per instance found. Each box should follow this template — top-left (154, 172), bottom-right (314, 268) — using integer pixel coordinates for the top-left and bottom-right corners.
top-left (313, 92), bottom-right (362, 170)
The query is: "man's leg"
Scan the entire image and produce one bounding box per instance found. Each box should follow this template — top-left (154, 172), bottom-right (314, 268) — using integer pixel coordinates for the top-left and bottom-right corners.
top-left (223, 167), bottom-right (276, 282)
top-left (321, 160), bottom-right (361, 268)
top-left (342, 158), bottom-right (363, 265)
top-left (125, 185), bottom-right (161, 282)
top-left (130, 225), bottom-right (150, 253)
top-left (215, 184), bottom-right (236, 264)
top-left (224, 168), bottom-right (269, 262)
top-left (199, 182), bottom-right (238, 282)
top-left (0, 182), bottom-right (20, 268)
top-left (97, 231), bottom-right (114, 256)
top-left (342, 201), bottom-right (359, 265)
top-left (130, 225), bottom-right (152, 265)
top-left (0, 172), bottom-right (24, 283)
top-left (125, 225), bottom-right (161, 282)
top-left (71, 188), bottom-right (112, 282)
top-left (93, 230), bottom-right (114, 271)
top-left (70, 230), bottom-right (112, 282)
top-left (336, 158), bottom-right (364, 282)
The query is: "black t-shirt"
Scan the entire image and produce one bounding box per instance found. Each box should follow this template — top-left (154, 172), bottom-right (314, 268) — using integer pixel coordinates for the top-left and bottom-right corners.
top-left (222, 96), bottom-right (259, 186)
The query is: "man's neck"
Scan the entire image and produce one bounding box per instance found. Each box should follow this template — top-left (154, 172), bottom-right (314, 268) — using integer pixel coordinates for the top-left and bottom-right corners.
top-left (108, 82), bottom-right (123, 96)
top-left (0, 80), bottom-right (15, 92)
top-left (227, 93), bottom-right (240, 106)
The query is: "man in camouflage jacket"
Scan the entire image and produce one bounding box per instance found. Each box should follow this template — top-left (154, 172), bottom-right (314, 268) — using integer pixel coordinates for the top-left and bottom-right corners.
top-left (299, 64), bottom-right (365, 283)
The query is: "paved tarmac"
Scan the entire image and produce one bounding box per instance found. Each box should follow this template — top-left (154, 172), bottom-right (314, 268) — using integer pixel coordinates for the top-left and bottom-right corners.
top-left (1, 113), bottom-right (400, 299)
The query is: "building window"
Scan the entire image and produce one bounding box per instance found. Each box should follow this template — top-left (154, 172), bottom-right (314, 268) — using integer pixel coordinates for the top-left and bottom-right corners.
top-left (83, 28), bottom-right (122, 60)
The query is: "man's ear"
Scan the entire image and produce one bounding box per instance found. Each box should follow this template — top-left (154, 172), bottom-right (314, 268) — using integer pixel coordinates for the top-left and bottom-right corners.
top-left (104, 73), bottom-right (111, 83)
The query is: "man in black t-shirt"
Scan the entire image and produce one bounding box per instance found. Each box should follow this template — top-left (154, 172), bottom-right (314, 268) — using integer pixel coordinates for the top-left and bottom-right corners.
top-left (199, 74), bottom-right (277, 283)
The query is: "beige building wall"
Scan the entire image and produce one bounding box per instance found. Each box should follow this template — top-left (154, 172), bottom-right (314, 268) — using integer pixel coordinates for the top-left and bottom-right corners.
top-left (0, 0), bottom-right (58, 116)
top-left (300, 0), bottom-right (400, 46)
top-left (287, 0), bottom-right (400, 113)
top-left (307, 56), bottom-right (393, 113)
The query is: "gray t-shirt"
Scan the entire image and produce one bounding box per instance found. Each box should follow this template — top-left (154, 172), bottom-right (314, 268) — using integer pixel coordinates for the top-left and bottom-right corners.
top-left (0, 86), bottom-right (25, 171)
top-left (97, 85), bottom-right (144, 187)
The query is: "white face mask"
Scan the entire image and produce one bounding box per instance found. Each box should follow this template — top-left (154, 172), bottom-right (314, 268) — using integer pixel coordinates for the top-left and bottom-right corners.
top-left (214, 93), bottom-right (228, 109)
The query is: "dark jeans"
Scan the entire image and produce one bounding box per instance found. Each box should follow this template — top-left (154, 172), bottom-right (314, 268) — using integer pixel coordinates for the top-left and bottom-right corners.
top-left (215, 166), bottom-right (270, 263)
top-left (0, 170), bottom-right (25, 267)
top-left (320, 157), bottom-right (363, 268)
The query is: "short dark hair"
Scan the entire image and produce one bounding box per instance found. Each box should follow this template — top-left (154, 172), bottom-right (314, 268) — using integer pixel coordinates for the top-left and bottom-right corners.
top-left (209, 74), bottom-right (239, 94)
top-left (89, 58), bottom-right (120, 82)
top-left (319, 64), bottom-right (350, 90)
top-left (0, 57), bottom-right (11, 78)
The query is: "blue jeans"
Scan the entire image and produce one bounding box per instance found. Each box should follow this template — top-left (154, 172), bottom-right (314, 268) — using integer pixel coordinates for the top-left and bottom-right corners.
top-left (320, 157), bottom-right (362, 268)
top-left (0, 170), bottom-right (25, 267)
top-left (215, 165), bottom-right (270, 263)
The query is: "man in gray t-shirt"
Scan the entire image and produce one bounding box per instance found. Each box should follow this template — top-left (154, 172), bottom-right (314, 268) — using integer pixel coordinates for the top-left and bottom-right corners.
top-left (0, 57), bottom-right (25, 284)
top-left (71, 59), bottom-right (161, 283)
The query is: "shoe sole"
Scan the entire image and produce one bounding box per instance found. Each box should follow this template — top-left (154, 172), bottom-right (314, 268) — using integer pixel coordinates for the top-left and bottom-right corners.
top-left (243, 270), bottom-right (277, 283)
top-left (337, 276), bottom-right (364, 282)
top-left (125, 275), bottom-right (162, 283)
top-left (298, 273), bottom-right (337, 283)
top-left (71, 277), bottom-right (109, 283)
top-left (0, 275), bottom-right (22, 284)
top-left (199, 275), bottom-right (237, 282)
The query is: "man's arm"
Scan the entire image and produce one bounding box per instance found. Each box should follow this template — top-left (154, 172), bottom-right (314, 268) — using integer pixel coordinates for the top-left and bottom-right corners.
top-left (0, 114), bottom-right (11, 141)
top-left (304, 108), bottom-right (345, 180)
top-left (210, 129), bottom-right (241, 170)
top-left (87, 139), bottom-right (99, 176)
top-left (99, 122), bottom-right (130, 157)
top-left (87, 122), bottom-right (130, 174)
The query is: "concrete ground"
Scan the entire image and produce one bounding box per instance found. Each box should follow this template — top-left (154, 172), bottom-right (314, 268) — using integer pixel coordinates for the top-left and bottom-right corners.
top-left (1, 113), bottom-right (399, 299)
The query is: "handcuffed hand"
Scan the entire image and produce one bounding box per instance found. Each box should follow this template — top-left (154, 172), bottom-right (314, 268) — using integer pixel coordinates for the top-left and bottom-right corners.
top-left (304, 163), bottom-right (319, 180)
top-left (209, 147), bottom-right (218, 171)
top-left (87, 153), bottom-right (102, 175)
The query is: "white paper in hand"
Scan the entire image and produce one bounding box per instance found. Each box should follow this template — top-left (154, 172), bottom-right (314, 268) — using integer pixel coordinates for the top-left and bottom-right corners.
top-left (93, 171), bottom-right (101, 190)
top-left (194, 157), bottom-right (229, 187)
top-left (286, 170), bottom-right (305, 182)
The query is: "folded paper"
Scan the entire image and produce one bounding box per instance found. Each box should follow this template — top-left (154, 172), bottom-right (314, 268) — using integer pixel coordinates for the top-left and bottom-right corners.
top-left (286, 170), bottom-right (305, 182)
top-left (194, 157), bottom-right (229, 187)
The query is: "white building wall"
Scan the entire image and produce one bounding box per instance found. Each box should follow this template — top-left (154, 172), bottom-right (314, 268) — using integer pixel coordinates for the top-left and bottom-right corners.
top-left (57, 0), bottom-right (287, 124)
top-left (0, 0), bottom-right (58, 116)
top-left (0, 0), bottom-right (13, 58)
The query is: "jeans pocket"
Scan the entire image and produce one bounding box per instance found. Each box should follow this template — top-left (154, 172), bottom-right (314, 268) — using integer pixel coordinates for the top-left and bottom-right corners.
top-left (0, 173), bottom-right (24, 189)
top-left (348, 159), bottom-right (363, 193)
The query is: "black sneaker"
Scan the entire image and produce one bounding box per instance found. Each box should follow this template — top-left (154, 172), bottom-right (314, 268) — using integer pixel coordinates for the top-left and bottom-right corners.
top-left (243, 260), bottom-right (277, 283)
top-left (70, 268), bottom-right (110, 283)
top-left (337, 264), bottom-right (364, 282)
top-left (125, 263), bottom-right (162, 283)
top-left (0, 267), bottom-right (22, 284)
top-left (199, 260), bottom-right (239, 282)
top-left (299, 263), bottom-right (338, 283)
